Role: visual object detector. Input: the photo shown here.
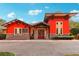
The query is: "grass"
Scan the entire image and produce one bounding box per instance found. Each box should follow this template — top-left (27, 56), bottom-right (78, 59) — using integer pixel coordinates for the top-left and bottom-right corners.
top-left (0, 52), bottom-right (15, 56)
top-left (65, 54), bottom-right (79, 56)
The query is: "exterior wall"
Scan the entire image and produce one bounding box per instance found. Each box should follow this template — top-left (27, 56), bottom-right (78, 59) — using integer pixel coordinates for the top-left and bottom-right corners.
top-left (47, 16), bottom-right (70, 36)
top-left (6, 21), bottom-right (30, 34)
top-left (31, 27), bottom-right (49, 39)
top-left (5, 21), bottom-right (31, 40)
top-left (4, 15), bottom-right (70, 39)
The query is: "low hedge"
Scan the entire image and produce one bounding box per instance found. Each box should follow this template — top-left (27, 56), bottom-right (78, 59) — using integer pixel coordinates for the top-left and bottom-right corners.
top-left (51, 35), bottom-right (74, 40)
top-left (65, 54), bottom-right (79, 56)
top-left (0, 52), bottom-right (15, 56)
top-left (0, 34), bottom-right (6, 39)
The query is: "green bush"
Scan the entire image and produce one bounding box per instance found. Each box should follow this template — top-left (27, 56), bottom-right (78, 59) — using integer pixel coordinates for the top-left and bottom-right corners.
top-left (52, 35), bottom-right (74, 40)
top-left (65, 54), bottom-right (79, 56)
top-left (0, 34), bottom-right (6, 39)
top-left (0, 52), bottom-right (15, 56)
top-left (71, 28), bottom-right (79, 35)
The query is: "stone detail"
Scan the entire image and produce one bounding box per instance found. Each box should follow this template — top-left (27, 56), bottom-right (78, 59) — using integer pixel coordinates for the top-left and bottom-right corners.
top-left (6, 33), bottom-right (30, 40)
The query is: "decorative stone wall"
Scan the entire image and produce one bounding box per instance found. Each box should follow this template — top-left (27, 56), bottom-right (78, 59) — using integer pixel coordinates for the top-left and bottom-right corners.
top-left (6, 33), bottom-right (30, 40)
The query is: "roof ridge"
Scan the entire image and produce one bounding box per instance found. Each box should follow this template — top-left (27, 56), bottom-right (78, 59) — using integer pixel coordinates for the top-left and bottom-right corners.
top-left (2, 19), bottom-right (31, 26)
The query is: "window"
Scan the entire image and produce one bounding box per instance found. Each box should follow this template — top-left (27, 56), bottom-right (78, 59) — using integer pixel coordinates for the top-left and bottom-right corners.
top-left (56, 28), bottom-right (58, 34)
top-left (14, 28), bottom-right (22, 34)
top-left (15, 28), bottom-right (17, 34)
top-left (60, 22), bottom-right (62, 25)
top-left (56, 21), bottom-right (63, 28)
top-left (60, 28), bottom-right (62, 34)
top-left (56, 22), bottom-right (58, 25)
top-left (56, 21), bottom-right (63, 35)
top-left (22, 28), bottom-right (28, 33)
top-left (19, 29), bottom-right (21, 34)
top-left (56, 28), bottom-right (63, 35)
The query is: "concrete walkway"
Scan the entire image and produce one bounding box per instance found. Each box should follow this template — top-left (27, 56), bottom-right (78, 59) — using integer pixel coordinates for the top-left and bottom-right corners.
top-left (0, 40), bottom-right (78, 56)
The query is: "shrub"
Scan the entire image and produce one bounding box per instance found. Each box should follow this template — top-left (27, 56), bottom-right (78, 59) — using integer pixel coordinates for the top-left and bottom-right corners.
top-left (51, 35), bottom-right (74, 40)
top-left (65, 54), bottom-right (79, 56)
top-left (0, 34), bottom-right (6, 39)
top-left (70, 28), bottom-right (79, 35)
top-left (0, 52), bottom-right (15, 56)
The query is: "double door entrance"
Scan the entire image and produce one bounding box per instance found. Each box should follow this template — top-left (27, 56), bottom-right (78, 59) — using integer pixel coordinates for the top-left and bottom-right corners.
top-left (38, 29), bottom-right (45, 39)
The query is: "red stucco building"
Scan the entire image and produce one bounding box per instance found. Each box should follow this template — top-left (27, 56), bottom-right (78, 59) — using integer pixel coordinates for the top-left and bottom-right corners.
top-left (2, 13), bottom-right (76, 39)
top-left (44, 13), bottom-right (76, 37)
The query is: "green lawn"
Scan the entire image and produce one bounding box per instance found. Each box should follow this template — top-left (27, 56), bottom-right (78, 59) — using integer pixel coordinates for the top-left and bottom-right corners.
top-left (0, 52), bottom-right (15, 56)
top-left (65, 54), bottom-right (79, 56)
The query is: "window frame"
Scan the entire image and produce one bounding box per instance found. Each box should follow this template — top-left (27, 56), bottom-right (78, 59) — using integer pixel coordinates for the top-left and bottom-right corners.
top-left (22, 28), bottom-right (29, 33)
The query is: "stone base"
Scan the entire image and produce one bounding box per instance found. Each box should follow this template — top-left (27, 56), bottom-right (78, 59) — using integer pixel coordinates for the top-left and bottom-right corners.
top-left (6, 33), bottom-right (30, 40)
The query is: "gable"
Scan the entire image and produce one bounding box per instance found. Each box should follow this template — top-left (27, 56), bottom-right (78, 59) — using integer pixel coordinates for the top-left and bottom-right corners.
top-left (2, 19), bottom-right (31, 27)
top-left (44, 13), bottom-right (77, 23)
top-left (32, 22), bottom-right (49, 28)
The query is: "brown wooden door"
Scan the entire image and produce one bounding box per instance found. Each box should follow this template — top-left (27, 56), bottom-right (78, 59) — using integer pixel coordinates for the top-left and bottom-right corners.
top-left (38, 29), bottom-right (45, 39)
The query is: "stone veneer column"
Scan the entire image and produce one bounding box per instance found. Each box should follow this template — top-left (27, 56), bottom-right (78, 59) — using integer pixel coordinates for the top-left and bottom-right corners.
top-left (34, 29), bottom-right (38, 39)
top-left (45, 29), bottom-right (48, 39)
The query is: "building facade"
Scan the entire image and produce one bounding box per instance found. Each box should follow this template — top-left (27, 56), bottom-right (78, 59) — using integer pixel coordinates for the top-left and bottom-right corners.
top-left (44, 13), bottom-right (76, 38)
top-left (30, 22), bottom-right (50, 39)
top-left (1, 13), bottom-right (77, 39)
top-left (2, 19), bottom-right (31, 40)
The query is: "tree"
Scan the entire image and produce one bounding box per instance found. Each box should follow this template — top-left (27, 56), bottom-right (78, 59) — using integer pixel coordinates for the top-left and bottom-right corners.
top-left (70, 28), bottom-right (79, 35)
top-left (70, 20), bottom-right (79, 28)
top-left (0, 19), bottom-right (6, 25)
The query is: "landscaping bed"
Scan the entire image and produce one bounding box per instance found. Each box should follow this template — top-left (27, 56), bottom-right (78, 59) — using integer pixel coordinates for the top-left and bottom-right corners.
top-left (51, 35), bottom-right (74, 40)
top-left (0, 34), bottom-right (6, 40)
top-left (65, 54), bottom-right (79, 56)
top-left (0, 52), bottom-right (15, 56)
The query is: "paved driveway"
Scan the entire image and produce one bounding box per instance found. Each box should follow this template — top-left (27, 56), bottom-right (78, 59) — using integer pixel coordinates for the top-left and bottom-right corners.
top-left (0, 40), bottom-right (79, 56)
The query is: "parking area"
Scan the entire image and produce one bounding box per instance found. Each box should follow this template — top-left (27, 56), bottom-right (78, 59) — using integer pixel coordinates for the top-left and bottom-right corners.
top-left (0, 40), bottom-right (79, 56)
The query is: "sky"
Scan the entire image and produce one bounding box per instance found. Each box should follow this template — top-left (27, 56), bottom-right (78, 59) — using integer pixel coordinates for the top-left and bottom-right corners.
top-left (0, 3), bottom-right (79, 23)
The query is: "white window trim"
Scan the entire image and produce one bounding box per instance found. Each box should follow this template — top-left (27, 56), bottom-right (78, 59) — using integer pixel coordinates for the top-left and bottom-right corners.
top-left (22, 28), bottom-right (29, 33)
top-left (56, 21), bottom-right (63, 35)
top-left (14, 28), bottom-right (29, 35)
top-left (14, 28), bottom-right (22, 35)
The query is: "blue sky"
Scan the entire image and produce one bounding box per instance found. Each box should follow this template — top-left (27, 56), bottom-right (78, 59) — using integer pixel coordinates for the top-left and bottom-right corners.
top-left (0, 3), bottom-right (79, 23)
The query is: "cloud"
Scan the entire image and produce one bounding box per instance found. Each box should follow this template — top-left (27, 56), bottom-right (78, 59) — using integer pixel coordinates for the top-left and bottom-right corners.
top-left (28, 9), bottom-right (42, 16)
top-left (0, 16), bottom-right (2, 19)
top-left (7, 12), bottom-right (24, 22)
top-left (45, 6), bottom-right (49, 9)
top-left (31, 21), bottom-right (39, 23)
top-left (7, 12), bottom-right (16, 19)
top-left (70, 14), bottom-right (79, 22)
top-left (18, 18), bottom-right (24, 21)
top-left (70, 10), bottom-right (79, 22)
top-left (70, 10), bottom-right (79, 13)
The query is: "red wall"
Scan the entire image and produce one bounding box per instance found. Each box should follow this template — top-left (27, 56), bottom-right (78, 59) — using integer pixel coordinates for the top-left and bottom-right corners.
top-left (47, 16), bottom-right (70, 35)
top-left (6, 21), bottom-right (30, 34)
